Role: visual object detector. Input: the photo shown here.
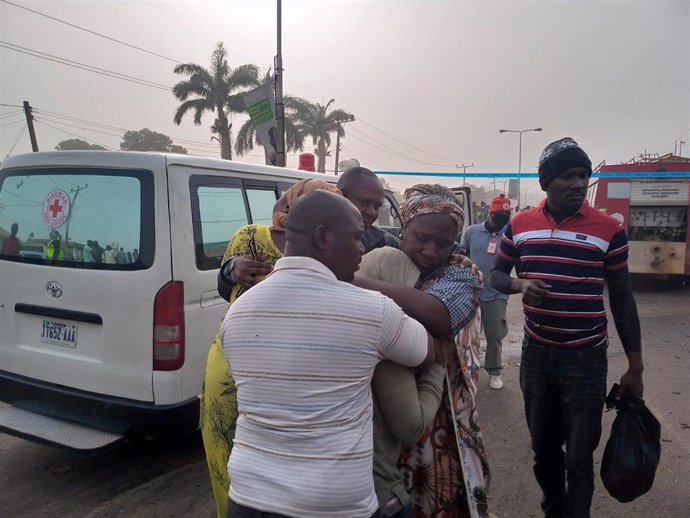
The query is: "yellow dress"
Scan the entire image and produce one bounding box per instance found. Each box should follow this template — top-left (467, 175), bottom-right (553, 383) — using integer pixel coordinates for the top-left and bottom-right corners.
top-left (200, 224), bottom-right (283, 518)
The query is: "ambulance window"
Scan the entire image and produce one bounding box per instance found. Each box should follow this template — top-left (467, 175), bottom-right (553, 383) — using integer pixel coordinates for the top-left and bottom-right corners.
top-left (0, 167), bottom-right (153, 269)
top-left (378, 194), bottom-right (402, 238)
top-left (192, 179), bottom-right (249, 269)
top-left (246, 187), bottom-right (279, 226)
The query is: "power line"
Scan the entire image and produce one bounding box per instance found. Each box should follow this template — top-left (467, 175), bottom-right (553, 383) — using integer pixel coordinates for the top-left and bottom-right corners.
top-left (339, 145), bottom-right (383, 170)
top-left (34, 109), bottom-right (129, 132)
top-left (0, 118), bottom-right (25, 128)
top-left (33, 108), bottom-right (221, 149)
top-left (36, 115), bottom-right (218, 156)
top-left (0, 109), bottom-right (23, 120)
top-left (657, 128), bottom-right (690, 155)
top-left (0, 103), bottom-right (23, 108)
top-left (346, 126), bottom-right (456, 167)
top-left (3, 125), bottom-right (25, 157)
top-left (0, 0), bottom-right (183, 64)
top-left (354, 116), bottom-right (461, 163)
top-left (0, 41), bottom-right (172, 91)
top-left (35, 119), bottom-right (116, 150)
top-left (34, 116), bottom-right (123, 139)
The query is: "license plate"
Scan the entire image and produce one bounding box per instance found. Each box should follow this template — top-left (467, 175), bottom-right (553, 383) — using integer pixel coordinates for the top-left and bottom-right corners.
top-left (40, 319), bottom-right (78, 349)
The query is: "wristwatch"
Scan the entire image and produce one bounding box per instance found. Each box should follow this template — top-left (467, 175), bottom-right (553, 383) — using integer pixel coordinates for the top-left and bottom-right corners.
top-left (220, 256), bottom-right (238, 285)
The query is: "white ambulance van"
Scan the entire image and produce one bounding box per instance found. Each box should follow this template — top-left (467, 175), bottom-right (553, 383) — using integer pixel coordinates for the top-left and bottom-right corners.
top-left (0, 151), bottom-right (408, 452)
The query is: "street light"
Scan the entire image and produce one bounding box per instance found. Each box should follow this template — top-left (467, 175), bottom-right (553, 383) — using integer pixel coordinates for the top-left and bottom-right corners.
top-left (499, 127), bottom-right (542, 208)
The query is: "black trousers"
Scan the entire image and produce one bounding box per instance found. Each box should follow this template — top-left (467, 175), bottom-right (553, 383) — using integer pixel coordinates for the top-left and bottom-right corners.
top-left (520, 337), bottom-right (608, 518)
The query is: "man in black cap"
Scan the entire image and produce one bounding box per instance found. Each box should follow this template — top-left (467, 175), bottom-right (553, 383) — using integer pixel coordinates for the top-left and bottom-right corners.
top-left (490, 137), bottom-right (644, 518)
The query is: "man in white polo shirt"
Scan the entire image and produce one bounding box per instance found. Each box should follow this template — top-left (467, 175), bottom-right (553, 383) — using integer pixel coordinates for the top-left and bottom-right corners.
top-left (221, 190), bottom-right (434, 518)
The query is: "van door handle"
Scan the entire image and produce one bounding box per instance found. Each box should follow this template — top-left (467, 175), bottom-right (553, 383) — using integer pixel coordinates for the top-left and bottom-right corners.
top-left (15, 303), bottom-right (103, 325)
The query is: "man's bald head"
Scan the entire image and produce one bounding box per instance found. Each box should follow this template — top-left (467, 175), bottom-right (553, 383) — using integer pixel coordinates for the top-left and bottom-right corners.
top-left (336, 167), bottom-right (385, 228)
top-left (285, 190), bottom-right (365, 282)
top-left (336, 167), bottom-right (377, 191)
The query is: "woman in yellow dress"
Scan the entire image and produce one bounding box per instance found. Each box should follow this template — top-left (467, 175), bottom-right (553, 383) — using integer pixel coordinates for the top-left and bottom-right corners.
top-left (200, 179), bottom-right (342, 518)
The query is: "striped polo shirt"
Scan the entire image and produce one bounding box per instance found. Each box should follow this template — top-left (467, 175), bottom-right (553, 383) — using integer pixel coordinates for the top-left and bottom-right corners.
top-left (498, 199), bottom-right (628, 348)
top-left (221, 256), bottom-right (429, 518)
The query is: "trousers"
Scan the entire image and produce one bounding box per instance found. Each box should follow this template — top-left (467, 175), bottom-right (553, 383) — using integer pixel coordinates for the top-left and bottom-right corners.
top-left (480, 299), bottom-right (508, 375)
top-left (519, 337), bottom-right (607, 518)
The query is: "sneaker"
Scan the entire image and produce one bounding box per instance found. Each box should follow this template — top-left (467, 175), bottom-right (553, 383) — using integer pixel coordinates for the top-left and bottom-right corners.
top-left (489, 374), bottom-right (504, 390)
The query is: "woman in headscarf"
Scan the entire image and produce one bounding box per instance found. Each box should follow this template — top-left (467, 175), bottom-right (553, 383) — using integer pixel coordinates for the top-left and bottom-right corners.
top-left (201, 179), bottom-right (342, 518)
top-left (355, 184), bottom-right (489, 518)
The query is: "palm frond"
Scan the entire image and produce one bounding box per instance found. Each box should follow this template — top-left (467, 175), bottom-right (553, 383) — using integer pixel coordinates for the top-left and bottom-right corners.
top-left (173, 99), bottom-right (211, 126)
top-left (228, 64), bottom-right (260, 90)
top-left (234, 120), bottom-right (256, 156)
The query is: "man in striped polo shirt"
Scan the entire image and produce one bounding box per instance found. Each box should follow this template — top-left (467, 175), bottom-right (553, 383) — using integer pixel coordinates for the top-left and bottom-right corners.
top-left (221, 191), bottom-right (435, 518)
top-left (490, 138), bottom-right (644, 518)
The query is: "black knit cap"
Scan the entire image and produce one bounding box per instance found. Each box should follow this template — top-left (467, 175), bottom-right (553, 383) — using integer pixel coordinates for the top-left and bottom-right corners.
top-left (538, 137), bottom-right (592, 190)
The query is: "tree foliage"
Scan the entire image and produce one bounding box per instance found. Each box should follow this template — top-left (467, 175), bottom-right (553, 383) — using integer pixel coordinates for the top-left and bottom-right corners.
top-left (55, 139), bottom-right (106, 151)
top-left (234, 85), bottom-right (353, 173)
top-left (173, 41), bottom-right (259, 160)
top-left (290, 99), bottom-right (353, 173)
top-left (120, 128), bottom-right (187, 153)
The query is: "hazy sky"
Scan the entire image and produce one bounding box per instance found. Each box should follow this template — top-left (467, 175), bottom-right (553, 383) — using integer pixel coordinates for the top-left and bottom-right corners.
top-left (1, 0), bottom-right (688, 202)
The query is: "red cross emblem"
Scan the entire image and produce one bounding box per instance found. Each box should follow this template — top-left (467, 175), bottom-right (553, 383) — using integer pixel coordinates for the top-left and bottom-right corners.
top-left (49, 199), bottom-right (63, 218)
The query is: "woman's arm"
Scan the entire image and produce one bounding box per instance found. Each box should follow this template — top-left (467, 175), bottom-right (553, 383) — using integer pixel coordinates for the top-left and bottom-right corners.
top-left (373, 358), bottom-right (446, 446)
top-left (353, 275), bottom-right (452, 337)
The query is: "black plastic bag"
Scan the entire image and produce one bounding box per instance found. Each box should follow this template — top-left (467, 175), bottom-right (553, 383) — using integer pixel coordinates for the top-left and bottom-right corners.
top-left (600, 384), bottom-right (661, 503)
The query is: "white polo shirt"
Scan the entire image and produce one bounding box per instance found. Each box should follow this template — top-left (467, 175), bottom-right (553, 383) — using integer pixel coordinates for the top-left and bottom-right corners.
top-left (221, 256), bottom-right (429, 518)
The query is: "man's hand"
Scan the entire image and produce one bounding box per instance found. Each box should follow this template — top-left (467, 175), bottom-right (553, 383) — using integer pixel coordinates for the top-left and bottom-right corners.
top-left (449, 254), bottom-right (483, 283)
top-left (514, 279), bottom-right (551, 306)
top-left (616, 368), bottom-right (644, 400)
top-left (232, 255), bottom-right (273, 288)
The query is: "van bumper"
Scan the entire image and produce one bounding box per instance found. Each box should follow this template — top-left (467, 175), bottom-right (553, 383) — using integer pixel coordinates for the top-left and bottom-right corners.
top-left (0, 370), bottom-right (200, 437)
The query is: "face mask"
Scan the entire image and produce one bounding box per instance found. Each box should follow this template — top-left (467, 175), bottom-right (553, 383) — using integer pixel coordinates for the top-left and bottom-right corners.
top-left (491, 213), bottom-right (510, 228)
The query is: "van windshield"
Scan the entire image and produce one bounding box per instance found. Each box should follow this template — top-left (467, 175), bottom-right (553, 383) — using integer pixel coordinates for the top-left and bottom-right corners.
top-left (0, 167), bottom-right (154, 269)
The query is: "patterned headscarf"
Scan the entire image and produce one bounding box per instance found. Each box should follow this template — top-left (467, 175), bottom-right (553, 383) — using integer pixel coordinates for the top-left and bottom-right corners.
top-left (400, 184), bottom-right (464, 230)
top-left (271, 179), bottom-right (342, 231)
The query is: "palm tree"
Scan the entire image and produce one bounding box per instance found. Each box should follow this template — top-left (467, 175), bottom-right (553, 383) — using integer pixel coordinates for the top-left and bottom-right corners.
top-left (292, 99), bottom-right (353, 173)
top-left (173, 42), bottom-right (259, 159)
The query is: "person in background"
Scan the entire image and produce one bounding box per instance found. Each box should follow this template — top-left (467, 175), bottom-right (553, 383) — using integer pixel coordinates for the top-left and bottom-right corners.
top-left (83, 239), bottom-right (95, 263)
top-left (115, 247), bottom-right (128, 264)
top-left (219, 167), bottom-right (400, 291)
top-left (104, 244), bottom-right (117, 264)
top-left (490, 137), bottom-right (644, 518)
top-left (92, 240), bottom-right (104, 263)
top-left (221, 190), bottom-right (434, 518)
top-left (202, 179), bottom-right (342, 518)
top-left (461, 193), bottom-right (513, 390)
top-left (46, 229), bottom-right (63, 261)
top-left (480, 201), bottom-right (489, 222)
top-left (1, 222), bottom-right (20, 256)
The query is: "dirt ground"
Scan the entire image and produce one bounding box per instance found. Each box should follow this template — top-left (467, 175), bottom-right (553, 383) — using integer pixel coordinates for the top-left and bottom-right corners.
top-left (1, 286), bottom-right (689, 518)
top-left (477, 286), bottom-right (690, 518)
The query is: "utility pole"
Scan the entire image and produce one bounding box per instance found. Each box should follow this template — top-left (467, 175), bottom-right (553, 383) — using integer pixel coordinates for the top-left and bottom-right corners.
top-left (455, 163), bottom-right (474, 186)
top-left (65, 184), bottom-right (88, 248)
top-left (499, 127), bottom-right (542, 208)
top-left (23, 101), bottom-right (38, 152)
top-left (680, 141), bottom-right (687, 157)
top-left (274, 0), bottom-right (286, 167)
top-left (333, 115), bottom-right (356, 175)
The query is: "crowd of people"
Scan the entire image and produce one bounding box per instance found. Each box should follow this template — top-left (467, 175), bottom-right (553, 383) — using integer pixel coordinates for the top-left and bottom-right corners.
top-left (197, 137), bottom-right (645, 518)
top-left (0, 227), bottom-right (139, 264)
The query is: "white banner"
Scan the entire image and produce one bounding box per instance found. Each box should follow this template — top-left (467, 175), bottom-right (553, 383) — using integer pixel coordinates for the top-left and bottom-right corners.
top-left (242, 83), bottom-right (278, 165)
top-left (630, 181), bottom-right (689, 205)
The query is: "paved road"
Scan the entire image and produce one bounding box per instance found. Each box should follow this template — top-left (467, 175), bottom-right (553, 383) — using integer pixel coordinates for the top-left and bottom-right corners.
top-left (1, 287), bottom-right (689, 518)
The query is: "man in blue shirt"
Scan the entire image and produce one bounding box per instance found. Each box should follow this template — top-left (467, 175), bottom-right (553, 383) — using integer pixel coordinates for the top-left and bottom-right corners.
top-left (460, 193), bottom-right (512, 389)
